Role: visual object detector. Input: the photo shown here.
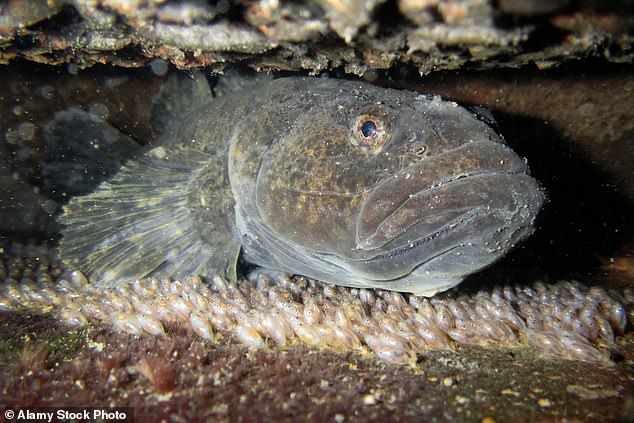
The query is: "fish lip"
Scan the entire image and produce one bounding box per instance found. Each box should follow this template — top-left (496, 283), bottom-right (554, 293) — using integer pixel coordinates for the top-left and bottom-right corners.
top-left (361, 207), bottom-right (485, 263)
top-left (356, 140), bottom-right (540, 252)
top-left (319, 206), bottom-right (490, 284)
top-left (344, 175), bottom-right (543, 283)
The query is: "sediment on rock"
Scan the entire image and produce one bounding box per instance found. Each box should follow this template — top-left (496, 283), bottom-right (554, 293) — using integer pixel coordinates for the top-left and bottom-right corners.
top-left (1, 1), bottom-right (632, 75)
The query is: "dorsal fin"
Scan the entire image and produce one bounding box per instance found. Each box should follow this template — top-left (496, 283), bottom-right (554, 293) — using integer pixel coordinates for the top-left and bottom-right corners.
top-left (150, 71), bottom-right (212, 143)
top-left (41, 107), bottom-right (143, 200)
top-left (212, 65), bottom-right (274, 97)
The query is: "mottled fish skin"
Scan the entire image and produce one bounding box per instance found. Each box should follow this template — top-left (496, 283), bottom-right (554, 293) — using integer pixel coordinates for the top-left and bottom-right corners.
top-left (58, 74), bottom-right (544, 296)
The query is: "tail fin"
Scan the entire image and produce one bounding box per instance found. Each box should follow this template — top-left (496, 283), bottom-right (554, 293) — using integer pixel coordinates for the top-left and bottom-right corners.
top-left (41, 107), bottom-right (142, 199)
top-left (41, 71), bottom-right (212, 200)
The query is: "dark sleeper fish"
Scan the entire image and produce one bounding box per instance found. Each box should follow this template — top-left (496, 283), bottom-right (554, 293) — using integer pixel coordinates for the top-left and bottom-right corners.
top-left (56, 72), bottom-right (544, 296)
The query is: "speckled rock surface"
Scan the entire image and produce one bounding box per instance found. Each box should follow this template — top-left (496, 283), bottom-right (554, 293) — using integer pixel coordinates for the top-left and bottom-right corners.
top-left (0, 0), bottom-right (632, 74)
top-left (0, 313), bottom-right (633, 422)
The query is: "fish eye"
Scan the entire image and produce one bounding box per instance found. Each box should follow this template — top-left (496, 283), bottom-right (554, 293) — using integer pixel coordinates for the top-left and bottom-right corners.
top-left (351, 105), bottom-right (391, 152)
top-left (360, 120), bottom-right (377, 137)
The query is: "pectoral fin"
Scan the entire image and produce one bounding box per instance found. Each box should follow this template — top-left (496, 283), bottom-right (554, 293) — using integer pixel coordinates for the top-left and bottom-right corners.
top-left (58, 146), bottom-right (240, 286)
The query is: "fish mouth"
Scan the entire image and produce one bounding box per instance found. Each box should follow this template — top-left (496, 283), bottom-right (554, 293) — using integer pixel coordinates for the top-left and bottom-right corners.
top-left (353, 140), bottom-right (544, 281)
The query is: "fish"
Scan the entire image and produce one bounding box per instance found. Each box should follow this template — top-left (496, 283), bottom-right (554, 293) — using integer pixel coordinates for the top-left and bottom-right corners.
top-left (55, 71), bottom-right (544, 296)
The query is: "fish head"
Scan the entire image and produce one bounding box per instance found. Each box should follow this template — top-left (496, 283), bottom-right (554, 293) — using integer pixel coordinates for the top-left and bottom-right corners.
top-left (235, 78), bottom-right (544, 295)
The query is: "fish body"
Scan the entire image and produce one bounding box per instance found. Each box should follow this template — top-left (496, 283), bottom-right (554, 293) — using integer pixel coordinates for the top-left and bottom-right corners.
top-left (58, 73), bottom-right (544, 296)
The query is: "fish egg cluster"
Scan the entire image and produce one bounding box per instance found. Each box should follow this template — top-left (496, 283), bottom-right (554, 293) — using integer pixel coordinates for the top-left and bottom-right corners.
top-left (0, 242), bottom-right (632, 365)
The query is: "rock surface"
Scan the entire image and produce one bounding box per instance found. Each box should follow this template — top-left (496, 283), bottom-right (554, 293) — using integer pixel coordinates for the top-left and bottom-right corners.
top-left (1, 0), bottom-right (632, 74)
